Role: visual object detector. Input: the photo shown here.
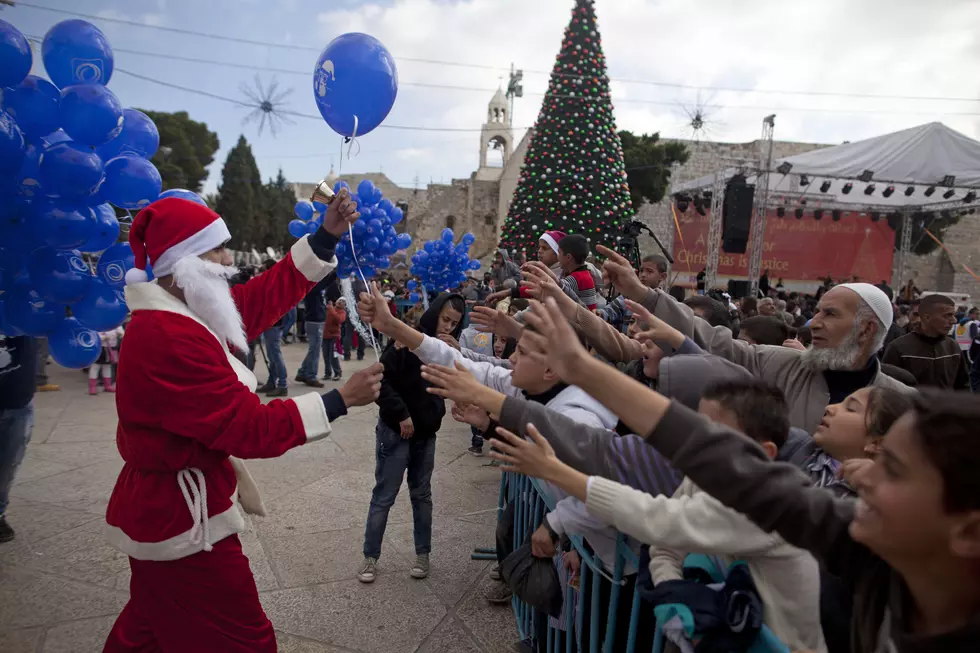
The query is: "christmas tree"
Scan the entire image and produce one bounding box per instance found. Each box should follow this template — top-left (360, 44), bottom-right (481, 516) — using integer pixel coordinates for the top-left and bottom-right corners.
top-left (499, 0), bottom-right (633, 257)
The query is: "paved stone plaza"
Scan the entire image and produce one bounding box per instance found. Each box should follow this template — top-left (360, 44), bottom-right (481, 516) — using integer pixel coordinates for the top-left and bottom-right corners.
top-left (0, 342), bottom-right (518, 652)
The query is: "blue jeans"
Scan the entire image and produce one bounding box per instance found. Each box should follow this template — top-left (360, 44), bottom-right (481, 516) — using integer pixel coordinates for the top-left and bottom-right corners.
top-left (363, 421), bottom-right (436, 559)
top-left (298, 322), bottom-right (324, 379)
top-left (281, 307), bottom-right (297, 342)
top-left (0, 401), bottom-right (34, 516)
top-left (470, 426), bottom-right (484, 449)
top-left (263, 326), bottom-right (287, 388)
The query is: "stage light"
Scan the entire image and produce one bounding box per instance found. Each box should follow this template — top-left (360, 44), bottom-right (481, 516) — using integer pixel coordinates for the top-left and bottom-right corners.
top-left (864, 184), bottom-right (876, 195)
top-left (799, 174), bottom-right (810, 186)
top-left (776, 207), bottom-right (785, 217)
top-left (675, 194), bottom-right (689, 212)
top-left (794, 208), bottom-right (804, 219)
top-left (832, 210), bottom-right (842, 221)
top-left (883, 186), bottom-right (895, 198)
top-left (964, 191), bottom-right (977, 203)
top-left (842, 183), bottom-right (853, 194)
top-left (858, 170), bottom-right (874, 182)
top-left (813, 209), bottom-right (823, 220)
top-left (776, 162), bottom-right (792, 175)
top-left (904, 186), bottom-right (915, 196)
top-left (871, 212), bottom-right (881, 222)
top-left (943, 175), bottom-right (956, 187)
top-left (943, 189), bottom-right (955, 199)
top-left (819, 180), bottom-right (832, 193)
top-left (924, 186), bottom-right (936, 197)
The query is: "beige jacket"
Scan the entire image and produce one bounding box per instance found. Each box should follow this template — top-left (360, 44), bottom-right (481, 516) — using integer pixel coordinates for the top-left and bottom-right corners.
top-left (569, 289), bottom-right (912, 433)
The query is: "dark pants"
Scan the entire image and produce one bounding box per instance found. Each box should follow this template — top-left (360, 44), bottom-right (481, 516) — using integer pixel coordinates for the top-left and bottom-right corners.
top-left (577, 570), bottom-right (653, 653)
top-left (470, 426), bottom-right (484, 449)
top-left (363, 421), bottom-right (436, 559)
top-left (322, 338), bottom-right (342, 378)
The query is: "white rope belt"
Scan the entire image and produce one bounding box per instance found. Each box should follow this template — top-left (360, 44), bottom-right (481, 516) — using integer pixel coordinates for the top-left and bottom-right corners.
top-left (177, 467), bottom-right (213, 552)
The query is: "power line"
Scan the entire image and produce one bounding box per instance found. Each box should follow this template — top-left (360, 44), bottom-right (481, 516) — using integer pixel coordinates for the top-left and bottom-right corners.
top-left (17, 1), bottom-right (980, 104)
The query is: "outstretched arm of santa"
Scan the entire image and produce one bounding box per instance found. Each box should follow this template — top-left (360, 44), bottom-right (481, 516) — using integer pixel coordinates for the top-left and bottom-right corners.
top-left (230, 189), bottom-right (360, 342)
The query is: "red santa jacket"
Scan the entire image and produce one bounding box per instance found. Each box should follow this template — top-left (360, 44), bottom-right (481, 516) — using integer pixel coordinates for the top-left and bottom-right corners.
top-left (105, 236), bottom-right (336, 561)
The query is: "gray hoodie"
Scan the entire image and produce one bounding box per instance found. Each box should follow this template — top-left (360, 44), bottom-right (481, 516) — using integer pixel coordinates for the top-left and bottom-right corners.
top-left (490, 248), bottom-right (522, 287)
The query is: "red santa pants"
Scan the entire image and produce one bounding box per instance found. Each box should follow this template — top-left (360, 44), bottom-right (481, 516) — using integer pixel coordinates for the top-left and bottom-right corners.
top-left (103, 535), bottom-right (276, 652)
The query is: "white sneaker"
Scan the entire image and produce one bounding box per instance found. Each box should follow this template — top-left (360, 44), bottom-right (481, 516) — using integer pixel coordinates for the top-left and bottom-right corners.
top-left (410, 554), bottom-right (430, 579)
top-left (357, 557), bottom-right (378, 583)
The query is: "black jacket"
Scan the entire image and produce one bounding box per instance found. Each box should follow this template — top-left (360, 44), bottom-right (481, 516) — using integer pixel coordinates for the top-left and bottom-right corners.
top-left (882, 331), bottom-right (968, 389)
top-left (302, 274), bottom-right (335, 323)
top-left (0, 335), bottom-right (36, 410)
top-left (376, 293), bottom-right (465, 437)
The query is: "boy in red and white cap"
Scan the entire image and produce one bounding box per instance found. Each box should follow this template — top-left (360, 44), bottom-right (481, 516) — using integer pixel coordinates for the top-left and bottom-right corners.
top-left (103, 192), bottom-right (384, 652)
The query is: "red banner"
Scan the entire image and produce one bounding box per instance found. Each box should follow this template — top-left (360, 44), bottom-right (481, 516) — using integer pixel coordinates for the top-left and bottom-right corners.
top-left (671, 209), bottom-right (896, 287)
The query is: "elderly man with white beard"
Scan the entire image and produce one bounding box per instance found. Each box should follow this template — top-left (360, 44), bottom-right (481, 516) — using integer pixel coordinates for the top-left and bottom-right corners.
top-left (583, 247), bottom-right (914, 433)
top-left (102, 195), bottom-right (384, 653)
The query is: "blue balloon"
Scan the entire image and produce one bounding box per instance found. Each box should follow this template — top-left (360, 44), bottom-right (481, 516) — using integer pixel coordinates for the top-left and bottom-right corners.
top-left (96, 242), bottom-right (134, 287)
top-left (294, 200), bottom-right (314, 221)
top-left (38, 142), bottom-right (104, 199)
top-left (156, 188), bottom-right (206, 206)
top-left (468, 259), bottom-right (482, 270)
top-left (288, 219), bottom-right (307, 238)
top-left (48, 317), bottom-right (101, 369)
top-left (12, 143), bottom-right (43, 198)
top-left (96, 108), bottom-right (159, 159)
top-left (73, 278), bottom-right (127, 331)
top-left (366, 218), bottom-right (382, 235)
top-left (33, 200), bottom-right (96, 249)
top-left (0, 110), bottom-right (25, 176)
top-left (3, 280), bottom-right (62, 336)
top-left (423, 241), bottom-right (435, 253)
top-left (364, 236), bottom-right (380, 251)
top-left (80, 203), bottom-right (119, 252)
top-left (102, 156), bottom-right (161, 210)
top-left (28, 247), bottom-right (92, 304)
top-left (378, 198), bottom-right (394, 214)
top-left (42, 20), bottom-right (114, 88)
top-left (406, 279), bottom-right (417, 291)
top-left (332, 180), bottom-right (350, 194)
top-left (357, 179), bottom-right (376, 204)
top-left (42, 129), bottom-right (72, 147)
top-left (313, 33), bottom-right (398, 138)
top-left (395, 232), bottom-right (413, 250)
top-left (0, 20), bottom-right (32, 88)
top-left (58, 84), bottom-right (124, 146)
top-left (375, 256), bottom-right (390, 269)
top-left (409, 292), bottom-right (420, 302)
top-left (389, 206), bottom-right (404, 225)
top-left (441, 228), bottom-right (454, 243)
top-left (145, 260), bottom-right (154, 282)
top-left (306, 221), bottom-right (320, 236)
top-left (352, 219), bottom-right (368, 238)
top-left (2, 75), bottom-right (61, 139)
top-left (462, 232), bottom-right (476, 246)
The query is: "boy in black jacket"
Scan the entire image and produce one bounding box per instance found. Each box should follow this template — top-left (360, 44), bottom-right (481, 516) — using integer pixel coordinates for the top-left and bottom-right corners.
top-left (358, 293), bottom-right (465, 584)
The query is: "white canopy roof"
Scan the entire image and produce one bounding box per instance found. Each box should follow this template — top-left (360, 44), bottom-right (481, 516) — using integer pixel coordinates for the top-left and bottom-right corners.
top-left (672, 122), bottom-right (980, 209)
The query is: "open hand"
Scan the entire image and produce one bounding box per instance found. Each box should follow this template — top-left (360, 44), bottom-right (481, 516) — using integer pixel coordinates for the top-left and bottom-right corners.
top-left (521, 263), bottom-right (577, 319)
top-left (627, 300), bottom-right (684, 350)
top-left (357, 282), bottom-right (395, 334)
top-left (320, 187), bottom-right (360, 237)
top-left (483, 289), bottom-right (511, 307)
top-left (421, 362), bottom-right (498, 411)
top-left (338, 363), bottom-right (383, 407)
top-left (488, 423), bottom-right (559, 479)
top-left (595, 245), bottom-right (645, 301)
top-left (438, 334), bottom-right (461, 350)
top-left (468, 305), bottom-right (523, 340)
top-left (451, 402), bottom-right (490, 431)
top-left (520, 298), bottom-right (591, 384)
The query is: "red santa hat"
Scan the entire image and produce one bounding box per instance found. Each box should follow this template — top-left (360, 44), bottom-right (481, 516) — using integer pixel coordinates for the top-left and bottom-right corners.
top-left (125, 198), bottom-right (232, 285)
top-left (539, 230), bottom-right (567, 255)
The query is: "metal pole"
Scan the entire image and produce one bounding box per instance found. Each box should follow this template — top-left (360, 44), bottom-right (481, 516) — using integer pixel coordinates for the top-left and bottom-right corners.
top-left (895, 211), bottom-right (914, 287)
top-left (704, 170), bottom-right (726, 292)
top-left (747, 115), bottom-right (776, 296)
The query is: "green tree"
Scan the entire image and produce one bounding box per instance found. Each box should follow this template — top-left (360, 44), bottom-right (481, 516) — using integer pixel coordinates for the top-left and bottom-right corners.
top-left (499, 0), bottom-right (634, 256)
top-left (890, 210), bottom-right (963, 256)
top-left (139, 110), bottom-right (220, 193)
top-left (619, 131), bottom-right (688, 208)
top-left (262, 169), bottom-right (298, 252)
top-left (215, 135), bottom-right (263, 249)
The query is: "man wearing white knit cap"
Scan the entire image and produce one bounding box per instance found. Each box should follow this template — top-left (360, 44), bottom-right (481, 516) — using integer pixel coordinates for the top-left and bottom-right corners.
top-left (597, 250), bottom-right (914, 433)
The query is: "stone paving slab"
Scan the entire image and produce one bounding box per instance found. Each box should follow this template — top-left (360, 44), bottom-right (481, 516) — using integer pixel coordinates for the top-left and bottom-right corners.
top-left (0, 342), bottom-right (518, 651)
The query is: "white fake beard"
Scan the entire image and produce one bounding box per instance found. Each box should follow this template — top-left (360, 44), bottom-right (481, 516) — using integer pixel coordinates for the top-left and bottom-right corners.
top-left (173, 256), bottom-right (248, 352)
top-left (800, 321), bottom-right (863, 371)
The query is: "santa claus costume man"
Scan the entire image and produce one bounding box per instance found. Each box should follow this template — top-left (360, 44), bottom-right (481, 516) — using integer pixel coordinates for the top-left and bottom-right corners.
top-left (102, 192), bottom-right (383, 652)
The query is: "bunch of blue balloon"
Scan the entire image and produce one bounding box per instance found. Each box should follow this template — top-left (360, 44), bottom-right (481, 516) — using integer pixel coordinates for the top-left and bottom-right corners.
top-left (408, 229), bottom-right (480, 302)
top-left (0, 19), bottom-right (170, 368)
top-left (288, 179), bottom-right (412, 279)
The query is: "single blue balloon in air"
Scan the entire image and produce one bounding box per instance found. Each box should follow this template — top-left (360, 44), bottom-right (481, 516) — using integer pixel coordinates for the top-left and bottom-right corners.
top-left (468, 259), bottom-right (482, 271)
top-left (2, 75), bottom-right (61, 139)
top-left (96, 241), bottom-right (135, 287)
top-left (72, 278), bottom-right (128, 331)
top-left (33, 200), bottom-right (96, 250)
top-left (80, 203), bottom-right (120, 253)
top-left (395, 232), bottom-right (412, 250)
top-left (38, 141), bottom-right (105, 199)
top-left (294, 200), bottom-right (314, 221)
top-left (42, 19), bottom-right (114, 88)
top-left (48, 317), bottom-right (102, 369)
top-left (102, 155), bottom-right (161, 210)
top-left (28, 247), bottom-right (93, 304)
top-left (3, 280), bottom-right (62, 336)
top-left (156, 188), bottom-right (206, 206)
top-left (313, 33), bottom-right (398, 138)
top-left (97, 108), bottom-right (159, 159)
top-left (441, 228), bottom-right (454, 243)
top-left (288, 219), bottom-right (307, 238)
top-left (0, 111), bottom-right (25, 176)
top-left (357, 179), bottom-right (376, 204)
top-left (0, 20), bottom-right (32, 88)
top-left (59, 84), bottom-right (124, 146)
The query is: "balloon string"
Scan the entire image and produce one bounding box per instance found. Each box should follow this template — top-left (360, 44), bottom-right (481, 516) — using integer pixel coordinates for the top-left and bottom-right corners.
top-left (420, 283), bottom-right (430, 311)
top-left (347, 221), bottom-right (380, 360)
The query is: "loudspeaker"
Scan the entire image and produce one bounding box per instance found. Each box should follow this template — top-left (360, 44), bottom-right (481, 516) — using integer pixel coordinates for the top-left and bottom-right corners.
top-left (722, 175), bottom-right (754, 254)
top-left (727, 279), bottom-right (751, 299)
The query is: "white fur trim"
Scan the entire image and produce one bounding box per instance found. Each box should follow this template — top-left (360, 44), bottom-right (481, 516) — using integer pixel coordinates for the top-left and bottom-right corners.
top-left (290, 235), bottom-right (337, 282)
top-left (152, 218), bottom-right (232, 278)
top-left (104, 494), bottom-right (245, 561)
top-left (540, 233), bottom-right (560, 254)
top-left (230, 457), bottom-right (266, 517)
top-left (125, 267), bottom-right (148, 285)
top-left (290, 391), bottom-right (332, 442)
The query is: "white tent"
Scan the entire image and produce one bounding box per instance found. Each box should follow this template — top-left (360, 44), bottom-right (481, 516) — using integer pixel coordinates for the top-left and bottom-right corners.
top-left (673, 122), bottom-right (980, 210)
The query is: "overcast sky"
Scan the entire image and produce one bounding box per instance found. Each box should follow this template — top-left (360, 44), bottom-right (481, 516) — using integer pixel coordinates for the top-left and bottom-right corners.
top-left (7, 0), bottom-right (980, 196)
